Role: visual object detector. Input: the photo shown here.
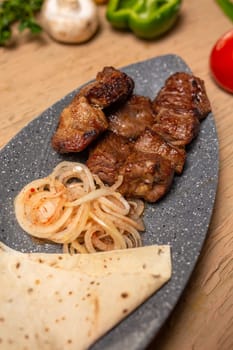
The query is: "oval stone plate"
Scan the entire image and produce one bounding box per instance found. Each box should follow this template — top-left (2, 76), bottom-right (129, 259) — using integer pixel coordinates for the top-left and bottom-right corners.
top-left (0, 55), bottom-right (219, 350)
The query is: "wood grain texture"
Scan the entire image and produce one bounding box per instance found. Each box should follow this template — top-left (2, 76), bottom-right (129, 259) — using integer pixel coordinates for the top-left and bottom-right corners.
top-left (1, 1), bottom-right (233, 349)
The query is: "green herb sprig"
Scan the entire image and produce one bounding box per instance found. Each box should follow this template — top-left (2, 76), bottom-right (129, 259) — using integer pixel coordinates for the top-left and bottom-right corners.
top-left (0, 0), bottom-right (44, 46)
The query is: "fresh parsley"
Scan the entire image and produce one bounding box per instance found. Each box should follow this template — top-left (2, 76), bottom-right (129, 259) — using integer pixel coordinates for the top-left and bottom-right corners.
top-left (0, 0), bottom-right (44, 45)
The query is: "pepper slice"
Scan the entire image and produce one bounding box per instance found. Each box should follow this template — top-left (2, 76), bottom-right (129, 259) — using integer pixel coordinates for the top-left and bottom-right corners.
top-left (106, 0), bottom-right (182, 39)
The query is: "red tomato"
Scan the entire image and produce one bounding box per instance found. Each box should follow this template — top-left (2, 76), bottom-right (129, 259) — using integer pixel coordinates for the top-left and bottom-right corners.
top-left (209, 29), bottom-right (233, 93)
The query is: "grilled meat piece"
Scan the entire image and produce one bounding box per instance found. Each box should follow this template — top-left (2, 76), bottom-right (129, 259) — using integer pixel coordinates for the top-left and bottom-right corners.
top-left (52, 96), bottom-right (108, 153)
top-left (87, 132), bottom-right (133, 185)
top-left (153, 72), bottom-right (211, 120)
top-left (152, 108), bottom-right (200, 147)
top-left (118, 151), bottom-right (174, 203)
top-left (107, 95), bottom-right (156, 139)
top-left (79, 66), bottom-right (134, 109)
top-left (87, 132), bottom-right (174, 202)
top-left (152, 72), bottom-right (211, 146)
top-left (135, 128), bottom-right (186, 174)
top-left (52, 66), bottom-right (134, 153)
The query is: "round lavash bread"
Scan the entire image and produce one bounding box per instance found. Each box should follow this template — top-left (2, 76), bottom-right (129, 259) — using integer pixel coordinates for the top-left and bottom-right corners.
top-left (0, 243), bottom-right (171, 350)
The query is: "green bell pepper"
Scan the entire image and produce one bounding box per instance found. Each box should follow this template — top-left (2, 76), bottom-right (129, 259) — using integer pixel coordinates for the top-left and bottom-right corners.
top-left (216, 0), bottom-right (233, 22)
top-left (106, 0), bottom-right (182, 39)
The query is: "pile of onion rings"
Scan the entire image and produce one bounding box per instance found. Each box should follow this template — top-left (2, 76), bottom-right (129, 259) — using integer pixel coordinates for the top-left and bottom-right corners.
top-left (14, 162), bottom-right (145, 254)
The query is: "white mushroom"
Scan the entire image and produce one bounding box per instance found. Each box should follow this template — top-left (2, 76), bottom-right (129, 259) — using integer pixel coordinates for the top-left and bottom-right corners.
top-left (40, 0), bottom-right (99, 44)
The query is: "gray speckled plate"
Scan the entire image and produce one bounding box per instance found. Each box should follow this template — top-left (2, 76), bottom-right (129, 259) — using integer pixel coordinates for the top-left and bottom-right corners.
top-left (0, 55), bottom-right (218, 350)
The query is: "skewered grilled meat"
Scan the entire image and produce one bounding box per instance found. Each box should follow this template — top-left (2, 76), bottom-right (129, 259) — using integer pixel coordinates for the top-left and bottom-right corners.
top-left (87, 71), bottom-right (211, 202)
top-left (52, 66), bottom-right (211, 202)
top-left (52, 67), bottom-right (134, 153)
top-left (152, 72), bottom-right (211, 146)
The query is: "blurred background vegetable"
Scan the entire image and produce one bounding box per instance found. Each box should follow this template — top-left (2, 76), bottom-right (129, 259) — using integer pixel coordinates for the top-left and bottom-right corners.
top-left (209, 29), bottom-right (233, 93)
top-left (40, 0), bottom-right (99, 44)
top-left (106, 0), bottom-right (182, 39)
top-left (0, 0), bottom-right (43, 45)
top-left (209, 1), bottom-right (233, 93)
top-left (215, 0), bottom-right (233, 21)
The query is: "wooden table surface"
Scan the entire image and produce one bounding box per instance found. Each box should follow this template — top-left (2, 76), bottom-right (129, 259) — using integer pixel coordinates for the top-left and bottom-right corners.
top-left (1, 1), bottom-right (233, 349)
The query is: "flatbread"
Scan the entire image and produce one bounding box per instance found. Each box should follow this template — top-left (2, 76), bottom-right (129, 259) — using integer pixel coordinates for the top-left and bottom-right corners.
top-left (0, 243), bottom-right (171, 350)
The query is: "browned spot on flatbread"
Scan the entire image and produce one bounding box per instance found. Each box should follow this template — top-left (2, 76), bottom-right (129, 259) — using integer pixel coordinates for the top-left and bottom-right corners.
top-left (24, 334), bottom-right (29, 339)
top-left (142, 263), bottom-right (147, 269)
top-left (87, 296), bottom-right (100, 338)
top-left (27, 288), bottom-right (33, 294)
top-left (15, 262), bottom-right (20, 269)
top-left (121, 292), bottom-right (129, 298)
top-left (0, 317), bottom-right (5, 322)
top-left (158, 248), bottom-right (163, 255)
top-left (123, 308), bottom-right (128, 314)
top-left (152, 274), bottom-right (161, 278)
top-left (44, 327), bottom-right (50, 332)
top-left (67, 339), bottom-right (72, 344)
top-left (35, 279), bottom-right (40, 285)
top-left (94, 296), bottom-right (99, 319)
